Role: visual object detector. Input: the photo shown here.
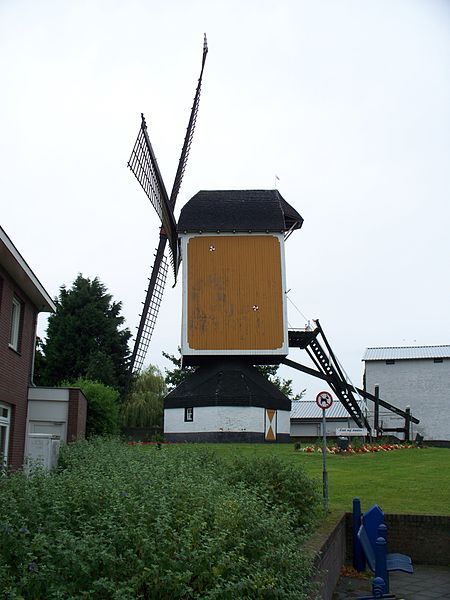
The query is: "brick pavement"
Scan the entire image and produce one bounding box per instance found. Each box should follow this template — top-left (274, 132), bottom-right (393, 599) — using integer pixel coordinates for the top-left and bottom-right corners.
top-left (333, 564), bottom-right (450, 600)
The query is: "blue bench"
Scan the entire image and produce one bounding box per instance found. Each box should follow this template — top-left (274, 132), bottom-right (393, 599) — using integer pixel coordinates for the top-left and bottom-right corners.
top-left (357, 523), bottom-right (414, 574)
top-left (352, 499), bottom-right (413, 595)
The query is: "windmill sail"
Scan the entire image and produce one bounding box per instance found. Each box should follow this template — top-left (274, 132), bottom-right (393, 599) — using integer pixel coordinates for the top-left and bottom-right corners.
top-left (169, 34), bottom-right (208, 209)
top-left (128, 114), bottom-right (178, 271)
top-left (128, 35), bottom-right (208, 375)
top-left (130, 236), bottom-right (169, 375)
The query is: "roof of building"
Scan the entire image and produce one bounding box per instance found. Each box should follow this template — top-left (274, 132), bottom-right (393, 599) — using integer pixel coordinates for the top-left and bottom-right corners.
top-left (164, 361), bottom-right (291, 411)
top-left (0, 225), bottom-right (55, 313)
top-left (362, 346), bottom-right (450, 361)
top-left (178, 189), bottom-right (303, 233)
top-left (290, 400), bottom-right (354, 420)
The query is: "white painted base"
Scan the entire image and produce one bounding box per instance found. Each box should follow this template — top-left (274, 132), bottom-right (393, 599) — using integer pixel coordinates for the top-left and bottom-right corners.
top-left (164, 405), bottom-right (290, 436)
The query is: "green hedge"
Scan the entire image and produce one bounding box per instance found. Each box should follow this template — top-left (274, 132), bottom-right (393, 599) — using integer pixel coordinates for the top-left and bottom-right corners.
top-left (0, 439), bottom-right (320, 599)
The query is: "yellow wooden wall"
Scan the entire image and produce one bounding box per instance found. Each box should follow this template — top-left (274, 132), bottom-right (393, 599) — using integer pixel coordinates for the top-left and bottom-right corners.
top-left (187, 235), bottom-right (284, 350)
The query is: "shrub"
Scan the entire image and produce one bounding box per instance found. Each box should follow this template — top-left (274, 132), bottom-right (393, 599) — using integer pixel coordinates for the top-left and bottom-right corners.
top-left (0, 439), bottom-right (318, 599)
top-left (224, 454), bottom-right (321, 534)
top-left (65, 378), bottom-right (120, 437)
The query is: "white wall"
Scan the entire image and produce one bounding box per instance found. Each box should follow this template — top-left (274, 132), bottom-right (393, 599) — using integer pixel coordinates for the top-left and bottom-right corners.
top-left (276, 409), bottom-right (291, 435)
top-left (26, 388), bottom-right (70, 459)
top-left (291, 422), bottom-right (320, 438)
top-left (290, 419), bottom-right (357, 438)
top-left (364, 358), bottom-right (450, 441)
top-left (165, 405), bottom-right (290, 435)
top-left (28, 388), bottom-right (69, 402)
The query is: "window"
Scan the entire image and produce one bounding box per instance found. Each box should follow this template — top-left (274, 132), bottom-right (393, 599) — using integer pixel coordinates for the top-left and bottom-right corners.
top-left (385, 360), bottom-right (395, 365)
top-left (9, 296), bottom-right (22, 352)
top-left (434, 358), bottom-right (443, 364)
top-left (184, 407), bottom-right (194, 422)
top-left (0, 403), bottom-right (11, 467)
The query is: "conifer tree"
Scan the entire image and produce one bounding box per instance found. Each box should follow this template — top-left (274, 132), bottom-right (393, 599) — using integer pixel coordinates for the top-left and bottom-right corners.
top-left (36, 275), bottom-right (131, 396)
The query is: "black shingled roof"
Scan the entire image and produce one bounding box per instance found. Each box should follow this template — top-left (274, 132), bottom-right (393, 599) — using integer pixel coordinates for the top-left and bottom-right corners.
top-left (164, 361), bottom-right (291, 411)
top-left (178, 190), bottom-right (303, 233)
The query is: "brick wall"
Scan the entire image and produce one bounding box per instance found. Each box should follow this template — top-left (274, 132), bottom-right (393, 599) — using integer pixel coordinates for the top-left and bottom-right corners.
top-left (67, 388), bottom-right (87, 442)
top-left (345, 512), bottom-right (450, 566)
top-left (308, 514), bottom-right (347, 600)
top-left (0, 265), bottom-right (38, 469)
top-left (384, 513), bottom-right (450, 565)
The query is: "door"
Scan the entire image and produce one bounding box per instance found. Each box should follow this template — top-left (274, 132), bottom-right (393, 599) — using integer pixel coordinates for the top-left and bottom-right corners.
top-left (265, 409), bottom-right (277, 441)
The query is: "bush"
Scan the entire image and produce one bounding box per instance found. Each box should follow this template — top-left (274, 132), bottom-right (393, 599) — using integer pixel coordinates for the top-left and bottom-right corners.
top-left (224, 455), bottom-right (321, 534)
top-left (0, 439), bottom-right (319, 599)
top-left (65, 378), bottom-right (120, 437)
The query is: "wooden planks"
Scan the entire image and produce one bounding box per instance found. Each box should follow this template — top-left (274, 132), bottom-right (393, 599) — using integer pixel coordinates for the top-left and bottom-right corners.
top-left (187, 235), bottom-right (284, 350)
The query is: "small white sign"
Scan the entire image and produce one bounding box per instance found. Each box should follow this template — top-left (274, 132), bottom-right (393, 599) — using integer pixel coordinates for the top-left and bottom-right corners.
top-left (336, 427), bottom-right (368, 437)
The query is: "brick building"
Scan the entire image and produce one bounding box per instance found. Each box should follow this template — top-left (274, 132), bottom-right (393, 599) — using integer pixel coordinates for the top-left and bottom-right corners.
top-left (0, 225), bottom-right (86, 469)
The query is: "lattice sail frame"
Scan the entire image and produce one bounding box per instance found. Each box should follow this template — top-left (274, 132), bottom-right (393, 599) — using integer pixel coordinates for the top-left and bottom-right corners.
top-left (128, 116), bottom-right (178, 273)
top-left (128, 35), bottom-right (208, 376)
top-left (132, 251), bottom-right (169, 374)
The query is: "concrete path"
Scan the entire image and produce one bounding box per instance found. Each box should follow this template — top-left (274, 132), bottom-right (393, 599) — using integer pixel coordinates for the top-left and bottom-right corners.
top-left (332, 564), bottom-right (450, 599)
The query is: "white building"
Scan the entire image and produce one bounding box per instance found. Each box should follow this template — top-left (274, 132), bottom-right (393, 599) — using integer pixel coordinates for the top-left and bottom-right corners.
top-left (164, 361), bottom-right (291, 443)
top-left (363, 346), bottom-right (450, 441)
top-left (290, 400), bottom-right (359, 438)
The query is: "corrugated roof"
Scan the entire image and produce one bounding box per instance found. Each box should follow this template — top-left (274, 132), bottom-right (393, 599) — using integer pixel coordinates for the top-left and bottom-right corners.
top-left (363, 346), bottom-right (450, 361)
top-left (290, 400), bottom-right (353, 420)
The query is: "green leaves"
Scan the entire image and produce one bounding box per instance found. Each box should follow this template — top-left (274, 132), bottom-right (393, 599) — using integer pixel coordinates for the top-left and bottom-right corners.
top-left (0, 439), bottom-right (319, 599)
top-left (122, 366), bottom-right (167, 428)
top-left (64, 378), bottom-right (120, 437)
top-left (35, 275), bottom-right (131, 397)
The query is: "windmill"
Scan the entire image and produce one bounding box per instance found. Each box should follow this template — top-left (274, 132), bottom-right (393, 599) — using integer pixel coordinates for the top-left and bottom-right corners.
top-left (127, 35), bottom-right (208, 376)
top-left (126, 37), bottom-right (419, 443)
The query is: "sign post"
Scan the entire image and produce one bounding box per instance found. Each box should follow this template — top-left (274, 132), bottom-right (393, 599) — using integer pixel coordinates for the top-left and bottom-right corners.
top-left (316, 391), bottom-right (333, 512)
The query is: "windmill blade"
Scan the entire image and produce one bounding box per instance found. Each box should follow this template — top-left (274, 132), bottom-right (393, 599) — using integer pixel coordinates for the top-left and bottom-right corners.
top-left (169, 33), bottom-right (208, 209)
top-left (130, 235), bottom-right (169, 375)
top-left (128, 114), bottom-right (178, 271)
top-left (128, 35), bottom-right (209, 375)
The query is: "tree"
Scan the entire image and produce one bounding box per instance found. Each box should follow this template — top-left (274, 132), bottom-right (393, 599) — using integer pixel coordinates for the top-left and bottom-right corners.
top-left (163, 349), bottom-right (305, 400)
top-left (122, 365), bottom-right (167, 428)
top-left (36, 275), bottom-right (131, 396)
top-left (162, 348), bottom-right (196, 391)
top-left (255, 365), bottom-right (306, 400)
top-left (65, 378), bottom-right (120, 437)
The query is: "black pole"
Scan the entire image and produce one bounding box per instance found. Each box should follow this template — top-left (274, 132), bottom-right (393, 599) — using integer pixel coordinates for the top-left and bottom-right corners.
top-left (322, 408), bottom-right (329, 512)
top-left (374, 385), bottom-right (380, 439)
top-left (405, 406), bottom-right (411, 442)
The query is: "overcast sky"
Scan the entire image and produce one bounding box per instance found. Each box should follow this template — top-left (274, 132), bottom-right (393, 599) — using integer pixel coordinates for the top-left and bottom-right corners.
top-left (1, 0), bottom-right (449, 402)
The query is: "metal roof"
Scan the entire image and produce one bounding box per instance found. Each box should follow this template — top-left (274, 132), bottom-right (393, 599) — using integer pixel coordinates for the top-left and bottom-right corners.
top-left (290, 400), bottom-right (353, 420)
top-left (363, 346), bottom-right (450, 361)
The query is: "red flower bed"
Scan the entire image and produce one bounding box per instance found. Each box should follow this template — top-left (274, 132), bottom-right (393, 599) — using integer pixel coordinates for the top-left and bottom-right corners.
top-left (301, 442), bottom-right (418, 454)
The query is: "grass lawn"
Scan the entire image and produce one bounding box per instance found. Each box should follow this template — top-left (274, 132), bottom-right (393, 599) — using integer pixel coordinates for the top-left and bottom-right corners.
top-left (154, 444), bottom-right (450, 516)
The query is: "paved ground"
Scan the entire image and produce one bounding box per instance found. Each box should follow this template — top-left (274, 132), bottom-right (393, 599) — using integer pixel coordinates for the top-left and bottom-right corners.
top-left (333, 564), bottom-right (450, 599)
